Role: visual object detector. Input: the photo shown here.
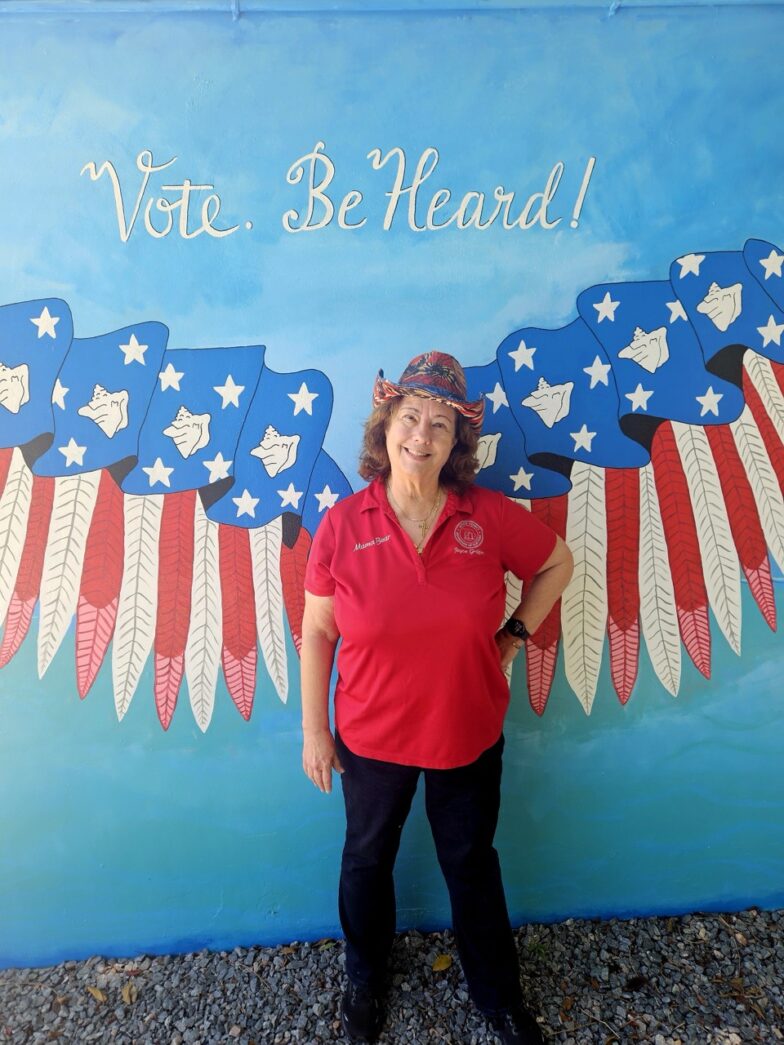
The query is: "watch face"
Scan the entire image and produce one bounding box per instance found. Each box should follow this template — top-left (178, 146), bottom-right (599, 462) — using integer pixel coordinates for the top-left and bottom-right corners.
top-left (505, 617), bottom-right (528, 640)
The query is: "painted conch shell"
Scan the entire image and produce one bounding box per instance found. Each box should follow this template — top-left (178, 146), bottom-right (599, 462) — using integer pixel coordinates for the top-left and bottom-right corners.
top-left (250, 424), bottom-right (300, 477)
top-left (476, 432), bottom-right (501, 471)
top-left (163, 405), bottom-right (211, 459)
top-left (618, 326), bottom-right (670, 373)
top-left (522, 377), bottom-right (573, 428)
top-left (696, 281), bottom-right (742, 332)
top-left (0, 362), bottom-right (30, 414)
top-left (77, 383), bottom-right (129, 438)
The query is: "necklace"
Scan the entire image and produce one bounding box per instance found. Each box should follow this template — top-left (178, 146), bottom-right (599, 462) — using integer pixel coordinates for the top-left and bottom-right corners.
top-left (387, 484), bottom-right (443, 553)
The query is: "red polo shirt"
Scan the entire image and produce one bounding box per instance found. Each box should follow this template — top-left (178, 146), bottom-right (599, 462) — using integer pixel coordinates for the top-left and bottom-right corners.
top-left (304, 479), bottom-right (557, 769)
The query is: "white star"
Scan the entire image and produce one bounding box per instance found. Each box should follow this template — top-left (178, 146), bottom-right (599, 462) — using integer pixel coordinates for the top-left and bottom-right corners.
top-left (509, 467), bottom-right (533, 492)
top-left (570, 424), bottom-right (596, 453)
top-left (625, 383), bottom-right (654, 412)
top-left (288, 382), bottom-right (319, 416)
top-left (508, 340), bottom-right (536, 371)
top-left (58, 437), bottom-right (86, 467)
top-left (666, 299), bottom-right (688, 323)
top-left (315, 485), bottom-right (340, 512)
top-left (675, 253), bottom-right (705, 278)
top-left (485, 382), bottom-right (509, 413)
top-left (759, 249), bottom-right (784, 280)
top-left (233, 488), bottom-right (259, 518)
top-left (30, 306), bottom-right (59, 339)
top-left (757, 315), bottom-right (784, 348)
top-left (142, 457), bottom-right (174, 488)
top-left (695, 386), bottom-right (723, 417)
top-left (51, 378), bottom-right (69, 410)
top-left (202, 452), bottom-right (233, 483)
top-left (120, 333), bottom-right (148, 365)
top-left (214, 374), bottom-right (245, 409)
top-left (583, 356), bottom-right (611, 389)
top-left (593, 291), bottom-right (620, 323)
top-left (278, 482), bottom-right (304, 509)
top-left (158, 362), bottom-right (184, 391)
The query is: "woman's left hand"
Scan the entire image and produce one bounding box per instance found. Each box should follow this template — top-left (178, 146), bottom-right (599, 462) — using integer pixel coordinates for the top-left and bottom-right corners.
top-left (494, 628), bottom-right (524, 672)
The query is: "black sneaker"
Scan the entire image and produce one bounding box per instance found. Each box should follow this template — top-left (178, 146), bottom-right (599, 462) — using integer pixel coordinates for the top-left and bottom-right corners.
top-left (340, 981), bottom-right (384, 1043)
top-left (487, 1004), bottom-right (544, 1045)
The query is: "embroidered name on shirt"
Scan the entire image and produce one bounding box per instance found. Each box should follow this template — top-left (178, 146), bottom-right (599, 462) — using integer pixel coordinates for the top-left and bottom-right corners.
top-left (354, 534), bottom-right (391, 551)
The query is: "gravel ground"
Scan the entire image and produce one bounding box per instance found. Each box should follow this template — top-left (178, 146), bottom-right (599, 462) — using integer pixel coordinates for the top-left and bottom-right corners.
top-left (1, 910), bottom-right (782, 1044)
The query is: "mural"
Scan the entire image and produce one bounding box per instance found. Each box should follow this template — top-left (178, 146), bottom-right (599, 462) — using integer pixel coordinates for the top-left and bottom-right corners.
top-left (2, 240), bottom-right (783, 729)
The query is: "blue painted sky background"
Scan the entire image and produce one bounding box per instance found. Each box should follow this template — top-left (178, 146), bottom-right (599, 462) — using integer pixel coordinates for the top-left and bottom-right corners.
top-left (1, 3), bottom-right (784, 966)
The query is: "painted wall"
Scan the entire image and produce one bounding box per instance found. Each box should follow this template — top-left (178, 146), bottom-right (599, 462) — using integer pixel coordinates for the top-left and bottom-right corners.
top-left (1, 0), bottom-right (784, 969)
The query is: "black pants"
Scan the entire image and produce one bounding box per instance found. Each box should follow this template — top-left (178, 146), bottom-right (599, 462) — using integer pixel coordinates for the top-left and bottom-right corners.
top-left (336, 732), bottom-right (523, 1015)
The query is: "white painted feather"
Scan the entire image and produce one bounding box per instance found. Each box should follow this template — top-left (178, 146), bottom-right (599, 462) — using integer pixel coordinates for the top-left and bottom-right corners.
top-left (638, 463), bottom-right (681, 696)
top-left (249, 517), bottom-right (288, 703)
top-left (561, 462), bottom-right (607, 714)
top-left (112, 493), bottom-right (163, 719)
top-left (731, 404), bottom-right (784, 574)
top-left (744, 352), bottom-right (784, 446)
top-left (0, 448), bottom-right (33, 622)
top-left (185, 498), bottom-right (222, 732)
top-left (672, 421), bottom-right (741, 654)
top-left (37, 470), bottom-right (101, 678)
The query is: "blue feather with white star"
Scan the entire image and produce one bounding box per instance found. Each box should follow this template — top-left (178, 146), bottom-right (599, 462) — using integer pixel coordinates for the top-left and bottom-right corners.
top-left (0, 299), bottom-right (73, 452)
top-left (744, 238), bottom-right (784, 310)
top-left (122, 345), bottom-right (265, 494)
top-left (32, 322), bottom-right (168, 477)
top-left (301, 450), bottom-right (353, 536)
top-left (206, 366), bottom-right (332, 529)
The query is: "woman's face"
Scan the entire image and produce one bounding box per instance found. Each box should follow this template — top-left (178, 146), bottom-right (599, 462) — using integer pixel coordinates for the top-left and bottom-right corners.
top-left (385, 396), bottom-right (457, 484)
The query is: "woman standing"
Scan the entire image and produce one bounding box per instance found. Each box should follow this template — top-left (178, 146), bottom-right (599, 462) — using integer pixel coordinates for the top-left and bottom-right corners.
top-left (301, 352), bottom-right (573, 1044)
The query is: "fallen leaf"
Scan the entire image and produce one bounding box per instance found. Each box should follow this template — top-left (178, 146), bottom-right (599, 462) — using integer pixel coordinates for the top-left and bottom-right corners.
top-left (431, 954), bottom-right (452, 972)
top-left (228, 1027), bottom-right (241, 1038)
top-left (562, 995), bottom-right (574, 1011)
top-left (121, 983), bottom-right (138, 1004)
top-left (318, 940), bottom-right (336, 951)
top-left (735, 932), bottom-right (748, 946)
top-left (280, 946), bottom-right (296, 955)
top-left (86, 986), bottom-right (106, 1003)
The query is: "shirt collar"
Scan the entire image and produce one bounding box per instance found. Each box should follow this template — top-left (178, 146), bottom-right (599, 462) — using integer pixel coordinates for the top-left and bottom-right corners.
top-left (360, 477), bottom-right (474, 516)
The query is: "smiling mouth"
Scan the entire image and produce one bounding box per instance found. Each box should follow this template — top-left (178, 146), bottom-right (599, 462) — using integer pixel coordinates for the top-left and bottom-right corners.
top-left (404, 447), bottom-right (431, 459)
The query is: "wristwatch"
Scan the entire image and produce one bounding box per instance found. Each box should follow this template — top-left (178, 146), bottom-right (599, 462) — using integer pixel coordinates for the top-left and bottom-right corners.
top-left (503, 617), bottom-right (529, 642)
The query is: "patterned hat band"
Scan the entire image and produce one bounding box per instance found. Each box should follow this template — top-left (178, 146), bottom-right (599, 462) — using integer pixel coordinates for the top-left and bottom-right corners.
top-left (372, 351), bottom-right (485, 431)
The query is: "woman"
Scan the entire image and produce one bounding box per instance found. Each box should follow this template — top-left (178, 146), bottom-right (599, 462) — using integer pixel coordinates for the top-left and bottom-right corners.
top-left (301, 352), bottom-right (573, 1044)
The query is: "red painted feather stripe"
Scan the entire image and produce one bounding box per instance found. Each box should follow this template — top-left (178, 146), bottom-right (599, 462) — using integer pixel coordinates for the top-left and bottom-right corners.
top-left (75, 471), bottom-right (125, 697)
top-left (154, 490), bottom-right (196, 729)
top-left (0, 595), bottom-right (35, 668)
top-left (771, 359), bottom-right (784, 400)
top-left (280, 526), bottom-right (312, 656)
top-left (218, 524), bottom-right (257, 720)
top-left (526, 495), bottom-right (568, 715)
top-left (604, 468), bottom-right (641, 704)
top-left (706, 424), bottom-right (776, 630)
top-left (743, 372), bottom-right (784, 494)
top-left (651, 423), bottom-right (711, 678)
top-left (0, 448), bottom-right (12, 500)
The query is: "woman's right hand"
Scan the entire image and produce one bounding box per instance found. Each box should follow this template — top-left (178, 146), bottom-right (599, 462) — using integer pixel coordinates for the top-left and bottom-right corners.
top-left (302, 728), bottom-right (345, 794)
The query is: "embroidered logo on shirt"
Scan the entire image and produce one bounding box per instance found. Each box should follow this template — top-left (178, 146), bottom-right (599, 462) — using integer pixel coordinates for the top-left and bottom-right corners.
top-left (454, 520), bottom-right (484, 551)
top-left (354, 534), bottom-right (390, 551)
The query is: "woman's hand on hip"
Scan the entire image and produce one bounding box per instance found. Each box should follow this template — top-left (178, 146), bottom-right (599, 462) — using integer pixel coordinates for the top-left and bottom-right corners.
top-left (302, 727), bottom-right (344, 794)
top-left (494, 628), bottom-right (524, 672)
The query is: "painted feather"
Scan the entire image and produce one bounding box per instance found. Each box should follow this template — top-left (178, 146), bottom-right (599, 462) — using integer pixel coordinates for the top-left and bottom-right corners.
top-left (671, 421), bottom-right (741, 656)
top-left (561, 462), bottom-right (608, 714)
top-left (75, 470), bottom-right (124, 697)
top-left (526, 494), bottom-right (568, 716)
top-left (638, 462), bottom-right (681, 696)
top-left (651, 424), bottom-right (711, 678)
top-left (185, 497), bottom-right (222, 732)
top-left (743, 373), bottom-right (784, 495)
top-left (154, 490), bottom-right (196, 730)
top-left (0, 474), bottom-right (55, 667)
top-left (745, 352), bottom-right (784, 447)
top-left (280, 523), bottom-right (312, 656)
top-left (112, 492), bottom-right (163, 719)
top-left (0, 447), bottom-right (13, 499)
top-left (0, 448), bottom-right (34, 623)
top-left (604, 467), bottom-right (640, 704)
top-left (219, 523), bottom-right (257, 720)
top-left (249, 517), bottom-right (288, 703)
top-left (706, 424), bottom-right (776, 630)
top-left (38, 470), bottom-right (101, 678)
top-left (502, 497), bottom-right (530, 684)
top-left (730, 404), bottom-right (784, 576)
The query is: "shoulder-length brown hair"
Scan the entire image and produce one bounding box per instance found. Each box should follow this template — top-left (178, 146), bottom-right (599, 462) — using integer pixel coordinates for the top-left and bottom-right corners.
top-left (358, 399), bottom-right (480, 493)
